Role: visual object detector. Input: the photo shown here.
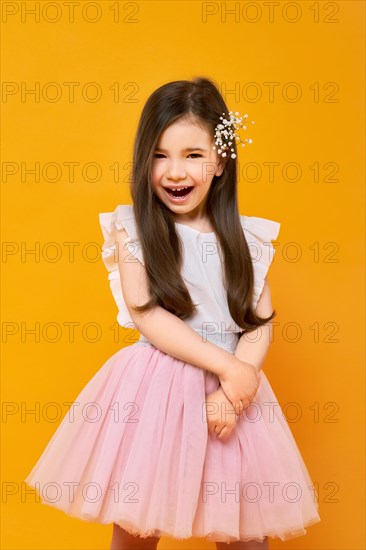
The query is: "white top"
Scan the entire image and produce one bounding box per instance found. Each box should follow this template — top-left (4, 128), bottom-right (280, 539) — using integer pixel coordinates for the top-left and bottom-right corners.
top-left (99, 204), bottom-right (281, 334)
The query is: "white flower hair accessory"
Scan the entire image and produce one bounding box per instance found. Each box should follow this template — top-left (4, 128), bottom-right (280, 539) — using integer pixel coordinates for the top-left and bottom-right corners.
top-left (213, 111), bottom-right (254, 159)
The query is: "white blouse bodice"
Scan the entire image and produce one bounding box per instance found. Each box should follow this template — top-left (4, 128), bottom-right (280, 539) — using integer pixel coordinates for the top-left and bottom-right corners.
top-left (99, 204), bottom-right (281, 335)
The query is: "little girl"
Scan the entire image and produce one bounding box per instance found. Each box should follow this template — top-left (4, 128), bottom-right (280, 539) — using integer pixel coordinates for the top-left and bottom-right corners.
top-left (25, 77), bottom-right (321, 550)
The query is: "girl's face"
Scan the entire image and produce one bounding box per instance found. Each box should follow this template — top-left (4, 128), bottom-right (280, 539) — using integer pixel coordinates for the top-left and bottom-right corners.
top-left (151, 117), bottom-right (225, 222)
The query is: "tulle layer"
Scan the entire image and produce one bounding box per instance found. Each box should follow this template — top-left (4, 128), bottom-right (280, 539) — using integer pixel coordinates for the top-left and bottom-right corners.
top-left (25, 343), bottom-right (320, 543)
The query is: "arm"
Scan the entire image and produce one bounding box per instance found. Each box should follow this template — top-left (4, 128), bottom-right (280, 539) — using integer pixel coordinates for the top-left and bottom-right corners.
top-left (116, 228), bottom-right (236, 379)
top-left (234, 277), bottom-right (274, 373)
top-left (205, 278), bottom-right (274, 433)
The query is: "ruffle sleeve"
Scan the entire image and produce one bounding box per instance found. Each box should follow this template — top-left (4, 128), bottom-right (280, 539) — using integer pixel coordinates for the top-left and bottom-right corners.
top-left (240, 214), bottom-right (281, 310)
top-left (99, 204), bottom-right (144, 328)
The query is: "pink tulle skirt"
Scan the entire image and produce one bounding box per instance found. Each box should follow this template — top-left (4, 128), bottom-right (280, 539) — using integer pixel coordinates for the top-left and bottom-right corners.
top-left (25, 341), bottom-right (321, 543)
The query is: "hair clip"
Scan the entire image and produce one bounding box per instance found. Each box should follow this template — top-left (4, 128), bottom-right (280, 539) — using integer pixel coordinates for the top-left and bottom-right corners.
top-left (213, 111), bottom-right (254, 159)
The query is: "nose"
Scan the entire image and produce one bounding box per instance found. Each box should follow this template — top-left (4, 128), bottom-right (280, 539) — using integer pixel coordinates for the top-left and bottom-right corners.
top-left (166, 159), bottom-right (187, 181)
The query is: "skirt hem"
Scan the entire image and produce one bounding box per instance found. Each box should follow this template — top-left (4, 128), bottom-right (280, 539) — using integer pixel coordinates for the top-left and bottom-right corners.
top-left (25, 478), bottom-right (321, 544)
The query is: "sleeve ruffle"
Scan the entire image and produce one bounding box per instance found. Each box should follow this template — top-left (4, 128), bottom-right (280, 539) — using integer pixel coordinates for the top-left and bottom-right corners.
top-left (98, 204), bottom-right (144, 328)
top-left (240, 214), bottom-right (281, 310)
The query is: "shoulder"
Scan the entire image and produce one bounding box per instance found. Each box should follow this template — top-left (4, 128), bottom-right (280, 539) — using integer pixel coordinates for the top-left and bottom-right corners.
top-left (99, 204), bottom-right (137, 240)
top-left (98, 203), bottom-right (144, 267)
top-left (239, 213), bottom-right (281, 245)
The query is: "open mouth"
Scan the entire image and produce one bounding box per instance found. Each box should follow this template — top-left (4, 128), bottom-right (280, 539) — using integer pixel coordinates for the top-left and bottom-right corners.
top-left (164, 186), bottom-right (194, 199)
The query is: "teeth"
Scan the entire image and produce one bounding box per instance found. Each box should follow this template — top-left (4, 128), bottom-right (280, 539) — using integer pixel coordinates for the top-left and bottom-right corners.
top-left (167, 186), bottom-right (191, 191)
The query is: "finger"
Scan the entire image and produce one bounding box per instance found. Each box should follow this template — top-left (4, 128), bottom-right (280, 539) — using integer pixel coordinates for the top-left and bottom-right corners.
top-left (208, 420), bottom-right (218, 434)
top-left (217, 425), bottom-right (234, 441)
top-left (243, 397), bottom-right (255, 410)
top-left (235, 400), bottom-right (244, 416)
top-left (214, 424), bottom-right (224, 437)
top-left (234, 410), bottom-right (241, 422)
top-left (216, 425), bottom-right (228, 440)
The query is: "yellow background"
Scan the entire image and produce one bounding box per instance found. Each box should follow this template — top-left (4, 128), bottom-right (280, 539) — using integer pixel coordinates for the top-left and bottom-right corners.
top-left (2, 1), bottom-right (365, 549)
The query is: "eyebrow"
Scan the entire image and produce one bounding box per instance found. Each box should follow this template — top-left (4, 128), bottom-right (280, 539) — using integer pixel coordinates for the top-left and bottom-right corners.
top-left (154, 147), bottom-right (208, 153)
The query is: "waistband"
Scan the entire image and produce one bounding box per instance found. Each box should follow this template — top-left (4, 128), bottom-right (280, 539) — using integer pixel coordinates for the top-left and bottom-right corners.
top-left (135, 330), bottom-right (239, 354)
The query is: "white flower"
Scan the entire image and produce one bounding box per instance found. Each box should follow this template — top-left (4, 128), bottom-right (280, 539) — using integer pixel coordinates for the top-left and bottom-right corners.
top-left (213, 110), bottom-right (254, 159)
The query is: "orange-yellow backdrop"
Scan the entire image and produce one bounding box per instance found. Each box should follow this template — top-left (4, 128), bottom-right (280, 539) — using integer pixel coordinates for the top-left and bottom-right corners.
top-left (2, 1), bottom-right (365, 549)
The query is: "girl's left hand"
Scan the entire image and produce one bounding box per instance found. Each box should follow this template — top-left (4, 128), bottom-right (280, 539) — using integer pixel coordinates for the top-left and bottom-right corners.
top-left (205, 386), bottom-right (238, 440)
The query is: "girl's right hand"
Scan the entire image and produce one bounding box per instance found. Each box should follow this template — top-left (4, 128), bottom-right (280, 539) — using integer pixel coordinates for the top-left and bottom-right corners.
top-left (219, 357), bottom-right (260, 416)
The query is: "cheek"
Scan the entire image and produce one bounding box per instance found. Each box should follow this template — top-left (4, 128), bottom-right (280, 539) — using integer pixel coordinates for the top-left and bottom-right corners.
top-left (192, 161), bottom-right (216, 186)
top-left (188, 164), bottom-right (204, 186)
top-left (151, 164), bottom-right (162, 187)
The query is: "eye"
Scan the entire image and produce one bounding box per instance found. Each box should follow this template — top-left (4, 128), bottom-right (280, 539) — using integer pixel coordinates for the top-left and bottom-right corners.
top-left (153, 153), bottom-right (202, 159)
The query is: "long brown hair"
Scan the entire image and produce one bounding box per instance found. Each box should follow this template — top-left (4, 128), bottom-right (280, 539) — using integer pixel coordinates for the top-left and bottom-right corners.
top-left (128, 76), bottom-right (276, 333)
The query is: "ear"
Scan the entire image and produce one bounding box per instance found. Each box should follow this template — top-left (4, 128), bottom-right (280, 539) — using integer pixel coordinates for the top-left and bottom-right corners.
top-left (215, 156), bottom-right (228, 177)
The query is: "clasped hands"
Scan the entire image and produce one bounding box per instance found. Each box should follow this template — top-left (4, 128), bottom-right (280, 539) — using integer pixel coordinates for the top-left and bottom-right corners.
top-left (205, 357), bottom-right (260, 441)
